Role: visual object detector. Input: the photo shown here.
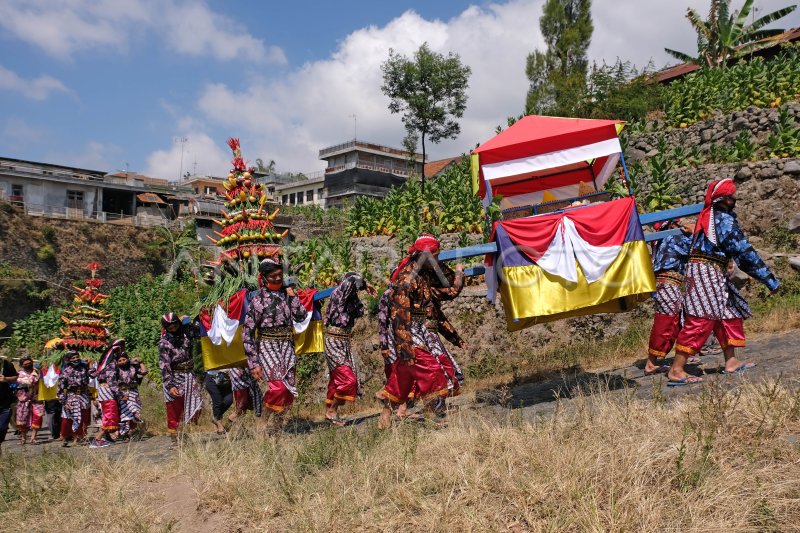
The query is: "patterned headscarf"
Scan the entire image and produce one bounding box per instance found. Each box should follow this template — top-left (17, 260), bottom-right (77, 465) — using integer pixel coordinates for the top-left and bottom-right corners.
top-left (695, 179), bottom-right (736, 245)
top-left (390, 234), bottom-right (441, 282)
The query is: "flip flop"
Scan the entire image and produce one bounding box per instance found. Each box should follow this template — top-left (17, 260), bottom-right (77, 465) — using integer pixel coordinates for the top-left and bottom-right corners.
top-left (721, 362), bottom-right (757, 375)
top-left (644, 365), bottom-right (670, 376)
top-left (687, 356), bottom-right (702, 365)
top-left (667, 376), bottom-right (704, 387)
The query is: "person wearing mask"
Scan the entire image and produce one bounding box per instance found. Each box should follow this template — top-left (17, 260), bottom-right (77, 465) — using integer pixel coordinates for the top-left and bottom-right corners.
top-left (14, 355), bottom-right (43, 445)
top-left (58, 351), bottom-right (91, 446)
top-left (113, 350), bottom-right (148, 441)
top-left (242, 258), bottom-right (308, 434)
top-left (158, 312), bottom-right (202, 448)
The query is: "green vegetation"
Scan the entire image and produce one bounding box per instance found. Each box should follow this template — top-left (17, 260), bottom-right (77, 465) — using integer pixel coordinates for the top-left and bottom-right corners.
top-left (525, 0), bottom-right (593, 117)
top-left (346, 157), bottom-right (484, 246)
top-left (665, 0), bottom-right (797, 67)
top-left (664, 52), bottom-right (800, 126)
top-left (381, 43), bottom-right (471, 188)
top-left (584, 60), bottom-right (663, 123)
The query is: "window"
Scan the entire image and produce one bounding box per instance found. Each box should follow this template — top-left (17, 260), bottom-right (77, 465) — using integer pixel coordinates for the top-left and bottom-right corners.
top-left (204, 186), bottom-right (215, 195)
top-left (297, 192), bottom-right (304, 204)
top-left (67, 190), bottom-right (84, 209)
top-left (282, 194), bottom-right (288, 204)
top-left (289, 193), bottom-right (296, 204)
top-left (317, 188), bottom-right (323, 200)
top-left (11, 184), bottom-right (23, 198)
top-left (306, 190), bottom-right (313, 202)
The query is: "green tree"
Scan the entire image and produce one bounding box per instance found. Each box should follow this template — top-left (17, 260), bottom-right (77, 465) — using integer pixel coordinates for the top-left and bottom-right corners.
top-left (584, 60), bottom-right (663, 122)
top-left (381, 43), bottom-right (471, 194)
top-left (665, 0), bottom-right (797, 66)
top-left (525, 0), bottom-right (593, 116)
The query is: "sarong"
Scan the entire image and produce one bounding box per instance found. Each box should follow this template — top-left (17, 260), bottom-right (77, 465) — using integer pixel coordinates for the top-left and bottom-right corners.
top-left (230, 367), bottom-right (262, 417)
top-left (164, 371), bottom-right (202, 430)
top-left (62, 392), bottom-right (90, 433)
top-left (251, 338), bottom-right (297, 411)
top-left (324, 330), bottom-right (360, 404)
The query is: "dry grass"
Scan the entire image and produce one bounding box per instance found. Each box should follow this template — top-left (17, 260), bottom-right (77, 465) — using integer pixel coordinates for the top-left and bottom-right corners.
top-left (2, 377), bottom-right (799, 532)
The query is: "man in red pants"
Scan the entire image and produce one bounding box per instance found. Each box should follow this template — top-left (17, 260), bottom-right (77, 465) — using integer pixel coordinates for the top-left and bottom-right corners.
top-left (57, 351), bottom-right (91, 447)
top-left (158, 313), bottom-right (202, 447)
top-left (668, 179), bottom-right (780, 386)
top-left (378, 234), bottom-right (465, 429)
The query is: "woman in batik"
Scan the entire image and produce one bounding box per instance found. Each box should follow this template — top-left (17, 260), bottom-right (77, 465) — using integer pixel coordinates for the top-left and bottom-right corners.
top-left (323, 272), bottom-right (376, 426)
top-left (57, 350), bottom-right (91, 447)
top-left (15, 355), bottom-right (43, 445)
top-left (242, 258), bottom-right (308, 432)
top-left (113, 350), bottom-right (148, 440)
top-left (158, 312), bottom-right (202, 447)
top-left (668, 179), bottom-right (780, 386)
top-left (378, 234), bottom-right (465, 429)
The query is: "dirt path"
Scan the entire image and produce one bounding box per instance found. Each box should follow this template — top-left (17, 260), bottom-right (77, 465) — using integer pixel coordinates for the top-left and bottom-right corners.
top-left (7, 328), bottom-right (799, 460)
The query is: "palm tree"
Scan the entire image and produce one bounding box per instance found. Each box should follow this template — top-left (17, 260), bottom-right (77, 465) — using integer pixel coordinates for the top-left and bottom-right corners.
top-left (665, 0), bottom-right (797, 67)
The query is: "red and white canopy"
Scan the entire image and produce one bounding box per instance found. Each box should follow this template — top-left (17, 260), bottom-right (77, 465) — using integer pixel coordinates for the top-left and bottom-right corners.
top-left (471, 116), bottom-right (624, 209)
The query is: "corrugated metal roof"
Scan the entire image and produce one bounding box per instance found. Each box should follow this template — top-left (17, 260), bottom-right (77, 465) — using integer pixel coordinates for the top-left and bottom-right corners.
top-left (137, 192), bottom-right (166, 204)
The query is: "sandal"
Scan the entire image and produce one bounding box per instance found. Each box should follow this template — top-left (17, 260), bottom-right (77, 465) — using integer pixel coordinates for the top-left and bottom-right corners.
top-left (667, 376), bottom-right (704, 387)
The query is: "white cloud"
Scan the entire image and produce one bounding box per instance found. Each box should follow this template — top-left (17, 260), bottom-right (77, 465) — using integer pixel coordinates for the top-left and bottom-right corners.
top-left (0, 65), bottom-right (70, 100)
top-left (0, 0), bottom-right (284, 64)
top-left (148, 0), bottom-right (800, 173)
top-left (189, 2), bottom-right (544, 173)
top-left (144, 132), bottom-right (232, 181)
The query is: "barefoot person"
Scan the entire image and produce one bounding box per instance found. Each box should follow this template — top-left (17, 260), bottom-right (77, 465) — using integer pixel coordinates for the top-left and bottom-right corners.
top-left (668, 179), bottom-right (780, 386)
top-left (90, 340), bottom-right (125, 448)
top-left (15, 356), bottom-right (43, 445)
top-left (322, 272), bottom-right (377, 426)
top-left (242, 258), bottom-right (308, 433)
top-left (58, 351), bottom-right (91, 447)
top-left (644, 219), bottom-right (693, 375)
top-left (378, 234), bottom-right (465, 429)
top-left (158, 312), bottom-right (202, 447)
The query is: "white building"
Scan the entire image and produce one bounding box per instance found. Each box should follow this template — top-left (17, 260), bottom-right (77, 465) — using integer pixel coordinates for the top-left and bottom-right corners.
top-left (274, 173), bottom-right (326, 208)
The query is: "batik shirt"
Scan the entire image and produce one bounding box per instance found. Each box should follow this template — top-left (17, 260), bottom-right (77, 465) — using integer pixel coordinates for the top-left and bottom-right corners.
top-left (158, 325), bottom-right (198, 392)
top-left (378, 287), bottom-right (396, 362)
top-left (57, 362), bottom-right (90, 403)
top-left (652, 233), bottom-right (692, 274)
top-left (390, 260), bottom-right (464, 361)
top-left (242, 287), bottom-right (308, 367)
top-left (111, 363), bottom-right (148, 394)
top-left (692, 210), bottom-right (779, 291)
top-left (324, 273), bottom-right (367, 330)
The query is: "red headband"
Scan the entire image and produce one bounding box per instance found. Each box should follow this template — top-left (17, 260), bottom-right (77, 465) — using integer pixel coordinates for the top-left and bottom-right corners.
top-left (695, 179), bottom-right (736, 243)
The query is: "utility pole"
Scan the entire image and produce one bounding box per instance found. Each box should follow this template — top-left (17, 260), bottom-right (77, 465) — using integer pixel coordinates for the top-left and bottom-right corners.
top-left (175, 136), bottom-right (188, 181)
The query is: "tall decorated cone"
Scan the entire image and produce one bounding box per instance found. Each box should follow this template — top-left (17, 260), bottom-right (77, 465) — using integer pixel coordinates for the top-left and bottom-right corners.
top-left (198, 138), bottom-right (285, 370)
top-left (55, 261), bottom-right (113, 354)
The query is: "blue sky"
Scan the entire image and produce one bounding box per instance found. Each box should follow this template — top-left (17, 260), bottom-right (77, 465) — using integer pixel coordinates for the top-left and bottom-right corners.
top-left (1, 0), bottom-right (798, 180)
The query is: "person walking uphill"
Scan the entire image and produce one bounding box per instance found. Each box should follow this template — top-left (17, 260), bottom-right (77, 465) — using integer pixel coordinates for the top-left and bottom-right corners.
top-left (668, 179), bottom-right (780, 386)
top-left (58, 351), bottom-right (91, 447)
top-left (15, 355), bottom-right (43, 445)
top-left (322, 271), bottom-right (377, 426)
top-left (158, 312), bottom-right (202, 447)
top-left (378, 234), bottom-right (465, 429)
top-left (242, 258), bottom-right (308, 433)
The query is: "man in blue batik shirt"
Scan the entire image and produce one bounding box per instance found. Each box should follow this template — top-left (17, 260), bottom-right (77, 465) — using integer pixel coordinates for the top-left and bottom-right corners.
top-left (668, 179), bottom-right (780, 386)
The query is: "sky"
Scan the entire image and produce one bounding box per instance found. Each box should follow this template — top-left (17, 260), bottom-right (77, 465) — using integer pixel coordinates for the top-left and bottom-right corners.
top-left (1, 0), bottom-right (798, 180)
